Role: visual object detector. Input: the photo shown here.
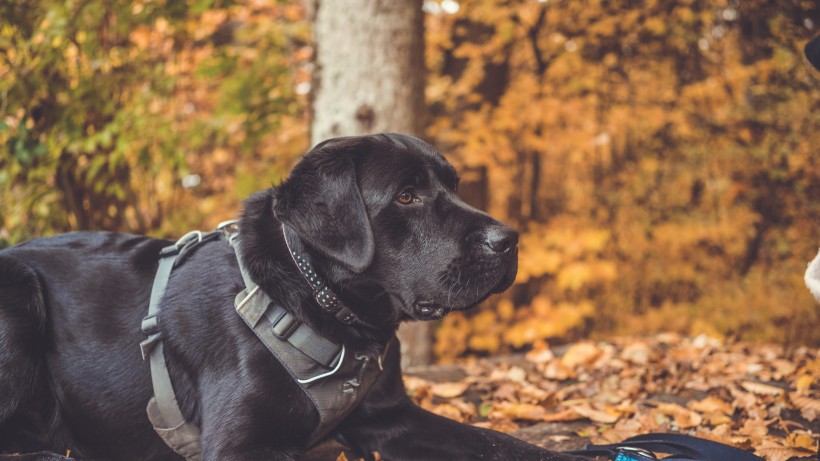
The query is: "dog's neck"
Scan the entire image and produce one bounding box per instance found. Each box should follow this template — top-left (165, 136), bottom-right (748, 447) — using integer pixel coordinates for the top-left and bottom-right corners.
top-left (237, 190), bottom-right (395, 348)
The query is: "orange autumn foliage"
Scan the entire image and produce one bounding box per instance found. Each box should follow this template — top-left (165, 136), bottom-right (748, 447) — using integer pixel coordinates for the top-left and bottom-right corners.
top-left (428, 0), bottom-right (820, 360)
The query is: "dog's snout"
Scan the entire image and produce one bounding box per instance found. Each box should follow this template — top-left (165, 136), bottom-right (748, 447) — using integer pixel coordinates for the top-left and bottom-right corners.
top-left (484, 226), bottom-right (519, 254)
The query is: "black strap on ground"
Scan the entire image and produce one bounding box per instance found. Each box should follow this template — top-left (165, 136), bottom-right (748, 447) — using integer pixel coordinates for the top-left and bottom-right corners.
top-left (566, 432), bottom-right (764, 461)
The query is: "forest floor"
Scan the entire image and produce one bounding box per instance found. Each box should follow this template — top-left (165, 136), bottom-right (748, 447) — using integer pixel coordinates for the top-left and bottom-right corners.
top-left (303, 334), bottom-right (819, 461)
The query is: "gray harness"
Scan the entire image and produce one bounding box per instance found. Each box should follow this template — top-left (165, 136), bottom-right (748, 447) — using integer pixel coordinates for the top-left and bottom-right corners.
top-left (140, 223), bottom-right (389, 460)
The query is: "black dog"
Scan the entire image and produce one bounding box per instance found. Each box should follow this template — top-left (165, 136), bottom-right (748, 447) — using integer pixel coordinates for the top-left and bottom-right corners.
top-left (0, 134), bottom-right (579, 460)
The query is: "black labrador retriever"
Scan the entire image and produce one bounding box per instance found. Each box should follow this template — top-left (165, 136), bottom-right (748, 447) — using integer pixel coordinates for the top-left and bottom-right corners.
top-left (0, 134), bottom-right (580, 461)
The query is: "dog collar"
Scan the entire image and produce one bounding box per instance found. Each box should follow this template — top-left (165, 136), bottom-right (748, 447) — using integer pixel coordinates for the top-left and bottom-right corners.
top-left (281, 224), bottom-right (360, 325)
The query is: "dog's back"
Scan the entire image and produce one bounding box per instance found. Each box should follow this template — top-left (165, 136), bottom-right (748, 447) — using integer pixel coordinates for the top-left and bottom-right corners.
top-left (0, 233), bottom-right (170, 458)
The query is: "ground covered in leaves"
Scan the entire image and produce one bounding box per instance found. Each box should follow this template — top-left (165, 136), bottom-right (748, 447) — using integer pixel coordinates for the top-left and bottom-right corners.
top-left (314, 334), bottom-right (820, 461)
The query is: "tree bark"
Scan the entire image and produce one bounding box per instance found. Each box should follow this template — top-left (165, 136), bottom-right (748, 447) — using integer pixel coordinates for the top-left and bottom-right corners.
top-left (311, 0), bottom-right (432, 366)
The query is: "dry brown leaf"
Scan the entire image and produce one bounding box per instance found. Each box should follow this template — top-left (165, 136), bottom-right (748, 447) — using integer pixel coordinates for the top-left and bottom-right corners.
top-left (430, 381), bottom-right (470, 399)
top-left (492, 382), bottom-right (518, 402)
top-left (790, 393), bottom-right (820, 422)
top-left (755, 442), bottom-right (815, 461)
top-left (403, 375), bottom-right (431, 393)
top-left (542, 361), bottom-right (575, 380)
top-left (490, 402), bottom-right (548, 421)
top-left (738, 418), bottom-right (770, 444)
top-left (786, 432), bottom-right (818, 451)
top-left (620, 342), bottom-right (652, 365)
top-left (654, 402), bottom-right (703, 429)
top-left (540, 407), bottom-right (583, 422)
top-left (472, 418), bottom-right (519, 433)
top-left (525, 344), bottom-right (555, 363)
top-left (741, 380), bottom-right (784, 396)
top-left (447, 398), bottom-right (477, 418)
top-left (561, 342), bottom-right (602, 369)
top-left (795, 374), bottom-right (814, 393)
top-left (687, 396), bottom-right (733, 415)
top-left (570, 403), bottom-right (619, 424)
top-left (430, 403), bottom-right (467, 422)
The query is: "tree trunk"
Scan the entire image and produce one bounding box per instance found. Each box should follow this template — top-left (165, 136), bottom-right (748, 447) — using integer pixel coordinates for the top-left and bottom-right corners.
top-left (311, 0), bottom-right (432, 367)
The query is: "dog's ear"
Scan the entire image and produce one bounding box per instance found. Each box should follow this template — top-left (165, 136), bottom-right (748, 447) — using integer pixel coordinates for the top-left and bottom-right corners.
top-left (274, 138), bottom-right (375, 273)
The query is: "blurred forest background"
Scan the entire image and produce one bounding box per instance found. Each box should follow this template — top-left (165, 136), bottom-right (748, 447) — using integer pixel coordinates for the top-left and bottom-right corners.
top-left (1, 0), bottom-right (819, 360)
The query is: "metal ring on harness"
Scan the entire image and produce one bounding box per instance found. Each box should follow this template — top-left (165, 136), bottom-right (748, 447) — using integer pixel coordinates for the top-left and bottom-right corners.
top-left (175, 230), bottom-right (203, 247)
top-left (297, 345), bottom-right (346, 384)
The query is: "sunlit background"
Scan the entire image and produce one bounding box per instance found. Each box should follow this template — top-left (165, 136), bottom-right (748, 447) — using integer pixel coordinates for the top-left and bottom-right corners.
top-left (1, 0), bottom-right (818, 360)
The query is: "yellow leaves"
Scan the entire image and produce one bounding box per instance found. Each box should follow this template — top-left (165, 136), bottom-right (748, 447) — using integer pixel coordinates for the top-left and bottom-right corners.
top-left (434, 312), bottom-right (470, 361)
top-left (795, 375), bottom-right (815, 393)
top-left (501, 300), bottom-right (594, 349)
top-left (643, 17), bottom-right (667, 36)
top-left (467, 309), bottom-right (501, 353)
top-left (556, 261), bottom-right (617, 291)
top-left (517, 223), bottom-right (614, 287)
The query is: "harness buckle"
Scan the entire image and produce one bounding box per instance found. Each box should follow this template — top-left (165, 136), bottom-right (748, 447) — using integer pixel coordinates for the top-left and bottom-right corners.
top-left (140, 334), bottom-right (161, 360)
top-left (314, 286), bottom-right (341, 312)
top-left (141, 314), bottom-right (159, 336)
top-left (217, 219), bottom-right (240, 236)
top-left (269, 308), bottom-right (300, 340)
top-left (159, 245), bottom-right (180, 258)
top-left (612, 447), bottom-right (658, 461)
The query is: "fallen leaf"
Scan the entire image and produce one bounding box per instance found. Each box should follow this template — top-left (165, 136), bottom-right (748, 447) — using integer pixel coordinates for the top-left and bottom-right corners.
top-left (789, 393), bottom-right (820, 422)
top-left (570, 403), bottom-right (619, 424)
top-left (430, 381), bottom-right (470, 398)
top-left (561, 342), bottom-right (602, 369)
top-left (430, 403), bottom-right (467, 422)
top-left (786, 432), bottom-right (818, 451)
top-left (490, 402), bottom-right (548, 421)
top-left (795, 374), bottom-right (814, 393)
top-left (540, 407), bottom-right (583, 422)
top-left (654, 402), bottom-right (703, 429)
top-left (620, 342), bottom-right (652, 365)
top-left (755, 441), bottom-right (815, 461)
top-left (741, 380), bottom-right (784, 396)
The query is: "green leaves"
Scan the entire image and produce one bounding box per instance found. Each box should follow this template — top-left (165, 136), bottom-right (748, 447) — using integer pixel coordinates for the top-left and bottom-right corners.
top-left (0, 0), bottom-right (309, 242)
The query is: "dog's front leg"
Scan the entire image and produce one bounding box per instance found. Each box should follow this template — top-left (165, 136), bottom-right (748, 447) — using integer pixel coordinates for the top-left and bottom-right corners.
top-left (195, 373), bottom-right (318, 461)
top-left (338, 353), bottom-right (583, 461)
top-left (342, 401), bottom-right (583, 461)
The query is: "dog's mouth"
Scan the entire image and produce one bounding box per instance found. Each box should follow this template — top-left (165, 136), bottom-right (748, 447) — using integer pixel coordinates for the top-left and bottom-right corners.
top-left (410, 253), bottom-right (518, 321)
top-left (413, 301), bottom-right (449, 320)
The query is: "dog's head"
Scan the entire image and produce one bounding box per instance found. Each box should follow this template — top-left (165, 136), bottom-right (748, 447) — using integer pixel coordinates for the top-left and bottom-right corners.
top-left (274, 133), bottom-right (518, 324)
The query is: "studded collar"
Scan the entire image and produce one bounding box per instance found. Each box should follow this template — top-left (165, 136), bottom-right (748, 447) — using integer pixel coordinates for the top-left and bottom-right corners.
top-left (281, 224), bottom-right (360, 325)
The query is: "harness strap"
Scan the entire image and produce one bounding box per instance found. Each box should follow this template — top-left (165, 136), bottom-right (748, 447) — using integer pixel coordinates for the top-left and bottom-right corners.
top-left (267, 306), bottom-right (341, 368)
top-left (140, 234), bottom-right (207, 461)
top-left (141, 223), bottom-right (389, 453)
top-left (227, 226), bottom-right (343, 368)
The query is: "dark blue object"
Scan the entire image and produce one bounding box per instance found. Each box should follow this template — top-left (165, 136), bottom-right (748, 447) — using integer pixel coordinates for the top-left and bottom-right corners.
top-left (567, 432), bottom-right (763, 461)
top-left (806, 35), bottom-right (820, 70)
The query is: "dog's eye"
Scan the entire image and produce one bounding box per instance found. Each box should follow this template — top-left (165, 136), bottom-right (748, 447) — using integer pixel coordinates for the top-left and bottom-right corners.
top-left (397, 190), bottom-right (416, 205)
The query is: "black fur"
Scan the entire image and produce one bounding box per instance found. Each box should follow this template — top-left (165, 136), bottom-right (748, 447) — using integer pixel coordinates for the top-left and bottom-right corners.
top-left (0, 133), bottom-right (581, 460)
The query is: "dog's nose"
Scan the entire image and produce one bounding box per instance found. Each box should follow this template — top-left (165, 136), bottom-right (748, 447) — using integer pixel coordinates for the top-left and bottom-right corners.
top-left (484, 226), bottom-right (519, 254)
